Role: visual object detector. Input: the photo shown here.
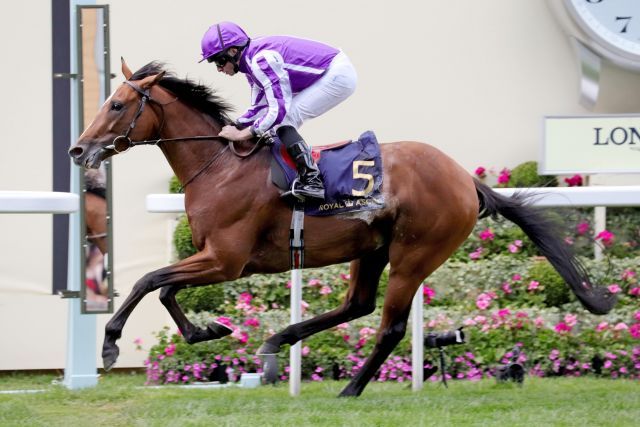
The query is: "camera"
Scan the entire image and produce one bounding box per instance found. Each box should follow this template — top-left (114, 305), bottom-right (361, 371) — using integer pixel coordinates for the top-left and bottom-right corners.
top-left (496, 345), bottom-right (525, 384)
top-left (424, 327), bottom-right (465, 348)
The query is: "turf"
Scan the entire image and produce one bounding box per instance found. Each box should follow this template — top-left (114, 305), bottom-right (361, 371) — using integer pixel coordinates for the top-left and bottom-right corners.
top-left (0, 373), bottom-right (638, 426)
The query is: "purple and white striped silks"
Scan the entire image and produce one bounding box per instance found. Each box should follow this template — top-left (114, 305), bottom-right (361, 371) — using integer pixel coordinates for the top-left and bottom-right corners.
top-left (235, 35), bottom-right (340, 135)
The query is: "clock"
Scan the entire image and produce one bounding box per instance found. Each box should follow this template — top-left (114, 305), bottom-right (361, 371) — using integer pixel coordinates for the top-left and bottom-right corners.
top-left (547, 0), bottom-right (640, 108)
top-left (564, 0), bottom-right (640, 71)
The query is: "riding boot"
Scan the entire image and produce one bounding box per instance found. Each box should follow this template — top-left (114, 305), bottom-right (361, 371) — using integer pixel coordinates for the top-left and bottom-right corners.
top-left (276, 126), bottom-right (325, 200)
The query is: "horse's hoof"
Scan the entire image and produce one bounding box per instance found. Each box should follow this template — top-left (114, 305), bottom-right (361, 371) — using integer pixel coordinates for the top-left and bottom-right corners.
top-left (102, 343), bottom-right (120, 371)
top-left (256, 341), bottom-right (280, 355)
top-left (338, 384), bottom-right (360, 398)
top-left (261, 354), bottom-right (279, 384)
top-left (208, 321), bottom-right (233, 338)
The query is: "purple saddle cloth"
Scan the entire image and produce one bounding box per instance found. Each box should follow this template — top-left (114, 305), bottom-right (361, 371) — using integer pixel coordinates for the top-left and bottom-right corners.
top-left (270, 131), bottom-right (385, 216)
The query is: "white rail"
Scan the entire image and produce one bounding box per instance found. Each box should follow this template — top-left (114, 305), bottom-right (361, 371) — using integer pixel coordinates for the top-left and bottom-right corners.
top-left (0, 190), bottom-right (94, 389)
top-left (146, 186), bottom-right (640, 393)
top-left (0, 191), bottom-right (79, 213)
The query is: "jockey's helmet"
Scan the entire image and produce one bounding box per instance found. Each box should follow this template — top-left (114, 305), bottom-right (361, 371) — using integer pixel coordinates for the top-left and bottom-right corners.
top-left (199, 22), bottom-right (250, 63)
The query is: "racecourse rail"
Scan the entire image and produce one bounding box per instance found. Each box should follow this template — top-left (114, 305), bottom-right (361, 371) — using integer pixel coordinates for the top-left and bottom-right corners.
top-left (147, 185), bottom-right (640, 393)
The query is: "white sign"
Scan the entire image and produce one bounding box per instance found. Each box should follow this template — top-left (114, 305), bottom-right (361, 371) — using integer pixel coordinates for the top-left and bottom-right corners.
top-left (542, 115), bottom-right (640, 174)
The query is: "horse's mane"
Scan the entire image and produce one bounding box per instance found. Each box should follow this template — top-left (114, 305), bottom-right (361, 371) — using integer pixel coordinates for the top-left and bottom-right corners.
top-left (130, 61), bottom-right (233, 126)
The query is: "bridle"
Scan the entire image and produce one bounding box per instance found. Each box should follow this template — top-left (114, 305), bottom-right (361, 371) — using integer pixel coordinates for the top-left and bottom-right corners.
top-left (104, 80), bottom-right (268, 190)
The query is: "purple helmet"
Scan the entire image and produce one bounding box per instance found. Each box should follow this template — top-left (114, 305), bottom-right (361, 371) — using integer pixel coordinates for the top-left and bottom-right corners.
top-left (199, 21), bottom-right (250, 63)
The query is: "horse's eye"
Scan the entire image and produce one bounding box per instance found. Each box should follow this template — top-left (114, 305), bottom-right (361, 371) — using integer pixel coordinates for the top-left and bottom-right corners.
top-left (111, 102), bottom-right (123, 112)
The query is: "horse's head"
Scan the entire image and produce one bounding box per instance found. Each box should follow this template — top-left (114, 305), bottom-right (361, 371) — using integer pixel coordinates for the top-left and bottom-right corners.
top-left (69, 59), bottom-right (166, 169)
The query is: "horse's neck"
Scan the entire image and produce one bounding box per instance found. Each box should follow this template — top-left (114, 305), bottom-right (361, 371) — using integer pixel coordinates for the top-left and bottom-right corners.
top-left (158, 105), bottom-right (229, 186)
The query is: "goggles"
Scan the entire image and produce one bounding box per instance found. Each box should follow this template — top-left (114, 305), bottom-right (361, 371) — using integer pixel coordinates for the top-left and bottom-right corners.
top-left (207, 53), bottom-right (229, 68)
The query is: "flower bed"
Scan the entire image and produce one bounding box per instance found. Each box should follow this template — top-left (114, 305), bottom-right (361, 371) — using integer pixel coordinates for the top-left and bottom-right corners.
top-left (140, 262), bottom-right (640, 385)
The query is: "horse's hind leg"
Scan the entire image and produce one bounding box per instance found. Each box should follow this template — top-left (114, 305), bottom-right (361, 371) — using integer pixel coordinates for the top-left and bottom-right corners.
top-left (338, 242), bottom-right (461, 397)
top-left (257, 247), bottom-right (389, 356)
top-left (159, 285), bottom-right (232, 344)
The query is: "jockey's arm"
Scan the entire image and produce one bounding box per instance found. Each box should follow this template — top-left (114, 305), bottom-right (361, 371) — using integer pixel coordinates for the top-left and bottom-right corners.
top-left (246, 50), bottom-right (292, 136)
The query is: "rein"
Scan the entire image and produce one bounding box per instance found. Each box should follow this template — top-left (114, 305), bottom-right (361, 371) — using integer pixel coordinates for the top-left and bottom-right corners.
top-left (105, 80), bottom-right (268, 191)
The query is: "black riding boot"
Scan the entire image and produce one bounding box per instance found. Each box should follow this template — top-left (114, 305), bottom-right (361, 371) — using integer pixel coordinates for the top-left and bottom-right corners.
top-left (276, 126), bottom-right (325, 200)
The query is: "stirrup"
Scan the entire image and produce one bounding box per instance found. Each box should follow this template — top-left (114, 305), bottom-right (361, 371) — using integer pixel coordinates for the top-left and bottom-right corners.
top-left (281, 178), bottom-right (306, 201)
top-left (280, 178), bottom-right (324, 201)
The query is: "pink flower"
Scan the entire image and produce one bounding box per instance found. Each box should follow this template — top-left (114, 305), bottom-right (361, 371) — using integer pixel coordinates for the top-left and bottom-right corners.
top-left (554, 322), bottom-right (572, 333)
top-left (608, 284), bottom-right (622, 294)
top-left (469, 247), bottom-right (484, 260)
top-left (512, 274), bottom-right (522, 282)
top-left (497, 168), bottom-right (511, 185)
top-left (320, 285), bottom-right (332, 295)
top-left (527, 280), bottom-right (540, 291)
top-left (423, 285), bottom-right (436, 304)
top-left (508, 244), bottom-right (519, 253)
top-left (476, 292), bottom-right (494, 310)
top-left (308, 278), bottom-right (322, 286)
top-left (340, 273), bottom-right (351, 281)
top-left (576, 222), bottom-right (590, 235)
top-left (635, 311), bottom-right (640, 322)
top-left (232, 330), bottom-right (249, 344)
top-left (629, 287), bottom-right (640, 296)
top-left (629, 323), bottom-right (640, 339)
top-left (133, 337), bottom-right (143, 346)
top-left (564, 314), bottom-right (577, 327)
top-left (479, 228), bottom-right (495, 241)
top-left (621, 269), bottom-right (636, 281)
top-left (596, 321), bottom-right (609, 332)
top-left (243, 317), bottom-right (260, 328)
top-left (216, 316), bottom-right (233, 328)
top-left (595, 230), bottom-right (615, 247)
top-left (238, 292), bottom-right (252, 305)
top-left (613, 322), bottom-right (628, 331)
top-left (164, 343), bottom-right (176, 357)
top-left (497, 308), bottom-right (511, 318)
top-left (534, 317), bottom-right (545, 328)
top-left (564, 174), bottom-right (583, 187)
top-left (501, 282), bottom-right (513, 294)
top-left (474, 166), bottom-right (486, 178)
top-left (302, 346), bottom-right (310, 356)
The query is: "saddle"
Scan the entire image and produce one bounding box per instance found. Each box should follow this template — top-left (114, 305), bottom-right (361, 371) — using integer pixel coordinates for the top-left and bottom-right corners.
top-left (270, 131), bottom-right (385, 216)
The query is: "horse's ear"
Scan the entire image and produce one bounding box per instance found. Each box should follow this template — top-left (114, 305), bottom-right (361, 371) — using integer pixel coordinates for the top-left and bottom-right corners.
top-left (139, 71), bottom-right (166, 89)
top-left (121, 57), bottom-right (133, 80)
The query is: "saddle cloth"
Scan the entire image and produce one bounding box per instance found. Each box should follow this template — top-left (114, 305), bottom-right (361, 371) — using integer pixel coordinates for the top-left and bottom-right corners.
top-left (270, 130), bottom-right (385, 216)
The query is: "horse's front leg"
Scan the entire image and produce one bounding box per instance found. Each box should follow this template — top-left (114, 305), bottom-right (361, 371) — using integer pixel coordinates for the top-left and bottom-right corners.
top-left (102, 250), bottom-right (241, 371)
top-left (158, 284), bottom-right (232, 344)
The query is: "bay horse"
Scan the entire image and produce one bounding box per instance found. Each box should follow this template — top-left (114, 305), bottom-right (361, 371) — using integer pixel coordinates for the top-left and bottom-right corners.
top-left (69, 60), bottom-right (615, 397)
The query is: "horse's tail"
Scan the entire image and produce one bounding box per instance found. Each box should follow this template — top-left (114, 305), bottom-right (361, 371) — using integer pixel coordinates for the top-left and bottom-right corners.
top-left (474, 179), bottom-right (616, 315)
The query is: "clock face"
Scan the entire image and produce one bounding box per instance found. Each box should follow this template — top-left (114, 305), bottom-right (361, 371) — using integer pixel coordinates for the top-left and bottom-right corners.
top-left (567, 0), bottom-right (640, 60)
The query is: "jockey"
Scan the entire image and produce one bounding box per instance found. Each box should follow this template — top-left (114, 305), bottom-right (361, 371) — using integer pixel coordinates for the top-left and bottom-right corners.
top-left (199, 21), bottom-right (357, 200)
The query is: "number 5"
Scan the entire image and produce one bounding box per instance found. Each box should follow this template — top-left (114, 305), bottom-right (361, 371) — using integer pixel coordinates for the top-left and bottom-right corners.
top-left (352, 160), bottom-right (375, 196)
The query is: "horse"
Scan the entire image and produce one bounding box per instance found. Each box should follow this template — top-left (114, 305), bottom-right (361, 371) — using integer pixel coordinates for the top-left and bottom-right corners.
top-left (68, 60), bottom-right (615, 397)
top-left (84, 168), bottom-right (108, 255)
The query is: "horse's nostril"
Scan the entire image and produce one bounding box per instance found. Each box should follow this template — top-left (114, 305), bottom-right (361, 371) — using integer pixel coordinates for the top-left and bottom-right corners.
top-left (69, 146), bottom-right (84, 159)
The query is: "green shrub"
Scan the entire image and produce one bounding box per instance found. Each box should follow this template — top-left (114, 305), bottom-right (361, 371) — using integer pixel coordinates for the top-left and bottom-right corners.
top-left (527, 260), bottom-right (572, 307)
top-left (174, 215), bottom-right (197, 260)
top-left (509, 161), bottom-right (557, 187)
top-left (169, 175), bottom-right (181, 194)
top-left (176, 285), bottom-right (227, 314)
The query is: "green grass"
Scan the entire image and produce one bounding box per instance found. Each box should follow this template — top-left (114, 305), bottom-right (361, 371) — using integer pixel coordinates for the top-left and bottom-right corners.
top-left (1, 373), bottom-right (639, 426)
